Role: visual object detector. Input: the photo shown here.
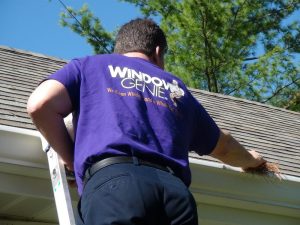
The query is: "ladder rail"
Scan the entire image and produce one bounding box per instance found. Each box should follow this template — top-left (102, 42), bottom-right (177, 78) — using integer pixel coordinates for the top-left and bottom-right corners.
top-left (40, 137), bottom-right (76, 225)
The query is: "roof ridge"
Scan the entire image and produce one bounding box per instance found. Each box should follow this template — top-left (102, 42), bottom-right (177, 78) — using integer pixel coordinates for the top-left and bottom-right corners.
top-left (188, 88), bottom-right (300, 116)
top-left (0, 45), bottom-right (68, 63)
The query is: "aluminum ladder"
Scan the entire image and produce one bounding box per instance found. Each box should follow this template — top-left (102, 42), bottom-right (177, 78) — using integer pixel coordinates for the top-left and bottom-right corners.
top-left (40, 114), bottom-right (76, 225)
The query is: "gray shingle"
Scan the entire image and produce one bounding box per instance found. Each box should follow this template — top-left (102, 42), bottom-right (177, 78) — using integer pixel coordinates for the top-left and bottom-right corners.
top-left (0, 45), bottom-right (299, 180)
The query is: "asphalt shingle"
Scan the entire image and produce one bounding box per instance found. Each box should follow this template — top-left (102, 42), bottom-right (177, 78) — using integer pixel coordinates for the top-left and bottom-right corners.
top-left (0, 45), bottom-right (299, 179)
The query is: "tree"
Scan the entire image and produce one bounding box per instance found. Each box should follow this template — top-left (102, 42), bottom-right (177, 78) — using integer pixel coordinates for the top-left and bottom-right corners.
top-left (59, 0), bottom-right (300, 112)
top-left (60, 4), bottom-right (114, 54)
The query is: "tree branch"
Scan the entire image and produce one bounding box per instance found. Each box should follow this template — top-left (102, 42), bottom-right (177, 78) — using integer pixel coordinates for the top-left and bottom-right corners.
top-left (262, 77), bottom-right (300, 103)
top-left (226, 0), bottom-right (248, 40)
top-left (244, 57), bottom-right (259, 61)
top-left (225, 76), bottom-right (257, 95)
top-left (199, 6), bottom-right (212, 92)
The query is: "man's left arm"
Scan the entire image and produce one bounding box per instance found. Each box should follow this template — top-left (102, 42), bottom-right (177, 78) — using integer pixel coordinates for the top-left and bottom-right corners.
top-left (27, 80), bottom-right (74, 170)
top-left (209, 130), bottom-right (266, 170)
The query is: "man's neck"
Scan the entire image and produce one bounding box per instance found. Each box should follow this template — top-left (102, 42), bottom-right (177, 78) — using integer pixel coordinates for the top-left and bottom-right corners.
top-left (122, 51), bottom-right (164, 70)
top-left (123, 52), bottom-right (151, 61)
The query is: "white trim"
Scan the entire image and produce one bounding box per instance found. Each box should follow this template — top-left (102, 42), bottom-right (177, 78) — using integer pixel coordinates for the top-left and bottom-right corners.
top-left (189, 160), bottom-right (300, 220)
top-left (2, 124), bottom-right (299, 183)
top-left (0, 172), bottom-right (52, 199)
top-left (190, 157), bottom-right (242, 172)
top-left (0, 220), bottom-right (57, 225)
top-left (0, 125), bottom-right (39, 137)
top-left (0, 158), bottom-right (47, 169)
top-left (189, 157), bottom-right (300, 183)
top-left (0, 124), bottom-right (46, 166)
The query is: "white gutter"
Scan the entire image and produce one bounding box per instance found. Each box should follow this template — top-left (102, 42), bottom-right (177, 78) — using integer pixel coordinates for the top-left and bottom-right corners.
top-left (189, 157), bottom-right (300, 221)
top-left (0, 124), bottom-right (47, 169)
top-left (189, 157), bottom-right (300, 183)
top-left (0, 124), bottom-right (40, 137)
top-left (2, 125), bottom-right (299, 183)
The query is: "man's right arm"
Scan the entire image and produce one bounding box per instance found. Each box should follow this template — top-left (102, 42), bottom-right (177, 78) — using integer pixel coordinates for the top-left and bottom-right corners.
top-left (210, 130), bottom-right (266, 170)
top-left (27, 80), bottom-right (74, 170)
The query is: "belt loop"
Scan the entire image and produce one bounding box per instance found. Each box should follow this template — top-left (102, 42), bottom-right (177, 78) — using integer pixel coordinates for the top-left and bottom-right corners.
top-left (167, 166), bottom-right (174, 175)
top-left (132, 156), bottom-right (139, 166)
top-left (84, 168), bottom-right (91, 185)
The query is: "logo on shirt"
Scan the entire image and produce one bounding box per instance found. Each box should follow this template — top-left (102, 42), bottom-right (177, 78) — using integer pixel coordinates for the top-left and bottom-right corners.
top-left (169, 80), bottom-right (185, 107)
top-left (108, 65), bottom-right (184, 107)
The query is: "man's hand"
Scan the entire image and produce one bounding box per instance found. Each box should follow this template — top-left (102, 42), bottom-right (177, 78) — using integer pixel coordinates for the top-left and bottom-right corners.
top-left (63, 113), bottom-right (75, 171)
top-left (64, 164), bottom-right (77, 188)
top-left (243, 161), bottom-right (281, 178)
top-left (241, 150), bottom-right (266, 170)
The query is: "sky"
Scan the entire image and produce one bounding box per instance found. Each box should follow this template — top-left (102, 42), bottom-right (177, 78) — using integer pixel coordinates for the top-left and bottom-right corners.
top-left (0, 1), bottom-right (299, 61)
top-left (0, 0), bottom-right (143, 60)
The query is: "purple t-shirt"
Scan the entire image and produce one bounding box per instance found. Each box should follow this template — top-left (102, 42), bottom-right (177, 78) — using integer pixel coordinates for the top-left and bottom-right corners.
top-left (48, 54), bottom-right (220, 194)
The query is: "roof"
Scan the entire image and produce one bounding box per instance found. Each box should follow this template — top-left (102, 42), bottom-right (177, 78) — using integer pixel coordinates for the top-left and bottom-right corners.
top-left (0, 45), bottom-right (66, 129)
top-left (0, 45), bottom-right (299, 180)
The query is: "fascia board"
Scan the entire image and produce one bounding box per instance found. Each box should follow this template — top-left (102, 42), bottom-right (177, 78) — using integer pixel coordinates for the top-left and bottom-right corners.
top-left (0, 125), bottom-right (40, 137)
top-left (0, 220), bottom-right (57, 225)
top-left (0, 125), bottom-right (45, 165)
top-left (0, 161), bottom-right (48, 179)
top-left (1, 124), bottom-right (299, 219)
top-left (0, 125), bottom-right (48, 178)
top-left (0, 170), bottom-right (78, 202)
top-left (189, 158), bottom-right (300, 219)
top-left (0, 171), bottom-right (53, 199)
top-left (190, 158), bottom-right (300, 182)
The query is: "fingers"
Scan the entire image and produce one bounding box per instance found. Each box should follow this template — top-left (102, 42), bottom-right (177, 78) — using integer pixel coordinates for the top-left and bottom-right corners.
top-left (243, 161), bottom-right (281, 179)
top-left (67, 179), bottom-right (78, 188)
top-left (247, 150), bottom-right (267, 168)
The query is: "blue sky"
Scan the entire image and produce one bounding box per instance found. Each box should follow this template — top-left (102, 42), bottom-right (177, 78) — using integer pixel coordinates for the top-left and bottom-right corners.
top-left (0, 0), bottom-right (142, 60)
top-left (0, 0), bottom-right (299, 62)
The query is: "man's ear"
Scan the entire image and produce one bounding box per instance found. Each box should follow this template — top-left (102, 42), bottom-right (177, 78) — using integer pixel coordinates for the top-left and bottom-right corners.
top-left (153, 46), bottom-right (164, 69)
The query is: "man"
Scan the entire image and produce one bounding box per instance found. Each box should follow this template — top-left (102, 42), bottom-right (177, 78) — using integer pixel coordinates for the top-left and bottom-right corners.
top-left (27, 19), bottom-right (266, 224)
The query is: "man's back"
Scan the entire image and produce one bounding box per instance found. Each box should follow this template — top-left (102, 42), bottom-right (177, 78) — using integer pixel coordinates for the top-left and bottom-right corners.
top-left (27, 18), bottom-right (269, 225)
top-left (48, 53), bottom-right (219, 194)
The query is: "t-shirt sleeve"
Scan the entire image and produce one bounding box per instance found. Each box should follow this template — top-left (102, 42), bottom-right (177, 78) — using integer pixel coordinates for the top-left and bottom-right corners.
top-left (46, 59), bottom-right (81, 110)
top-left (189, 94), bottom-right (220, 155)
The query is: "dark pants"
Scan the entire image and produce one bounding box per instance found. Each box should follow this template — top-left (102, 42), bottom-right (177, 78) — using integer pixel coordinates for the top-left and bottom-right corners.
top-left (76, 163), bottom-right (198, 225)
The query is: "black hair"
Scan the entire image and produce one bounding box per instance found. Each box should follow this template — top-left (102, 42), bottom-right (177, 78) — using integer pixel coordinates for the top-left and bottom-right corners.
top-left (114, 18), bottom-right (167, 56)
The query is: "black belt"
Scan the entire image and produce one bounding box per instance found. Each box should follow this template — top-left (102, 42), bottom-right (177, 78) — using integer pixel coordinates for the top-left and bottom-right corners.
top-left (84, 156), bottom-right (174, 184)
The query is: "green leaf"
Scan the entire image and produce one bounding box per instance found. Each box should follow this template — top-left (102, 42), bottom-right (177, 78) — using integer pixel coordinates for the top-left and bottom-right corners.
top-left (56, 0), bottom-right (300, 112)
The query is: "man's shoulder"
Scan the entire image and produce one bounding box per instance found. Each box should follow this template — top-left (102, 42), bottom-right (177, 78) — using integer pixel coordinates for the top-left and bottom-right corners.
top-left (78, 53), bottom-right (118, 61)
top-left (75, 54), bottom-right (131, 66)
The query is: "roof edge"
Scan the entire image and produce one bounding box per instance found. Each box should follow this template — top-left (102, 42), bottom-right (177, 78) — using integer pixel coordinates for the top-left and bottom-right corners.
top-left (0, 124), bottom-right (40, 137)
top-left (0, 45), bottom-right (68, 63)
top-left (190, 158), bottom-right (300, 219)
top-left (189, 157), bottom-right (300, 183)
